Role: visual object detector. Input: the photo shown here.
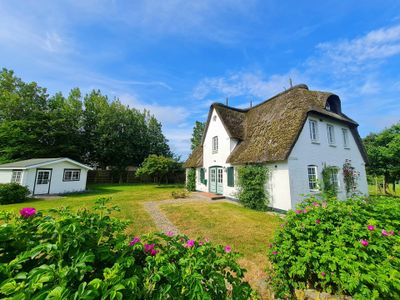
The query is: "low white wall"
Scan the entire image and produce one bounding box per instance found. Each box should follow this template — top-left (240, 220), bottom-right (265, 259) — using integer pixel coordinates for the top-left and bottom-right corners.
top-left (0, 170), bottom-right (12, 183)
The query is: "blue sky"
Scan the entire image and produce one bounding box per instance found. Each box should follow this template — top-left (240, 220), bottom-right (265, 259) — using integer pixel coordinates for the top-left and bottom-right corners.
top-left (1, 1), bottom-right (400, 158)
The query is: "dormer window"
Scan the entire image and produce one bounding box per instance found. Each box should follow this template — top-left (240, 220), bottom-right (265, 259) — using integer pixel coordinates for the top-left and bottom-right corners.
top-left (325, 95), bottom-right (342, 114)
top-left (326, 102), bottom-right (331, 111)
top-left (212, 136), bottom-right (218, 153)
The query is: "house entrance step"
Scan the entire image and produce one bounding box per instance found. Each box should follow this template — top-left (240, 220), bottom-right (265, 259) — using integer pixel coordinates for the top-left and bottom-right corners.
top-left (195, 191), bottom-right (225, 200)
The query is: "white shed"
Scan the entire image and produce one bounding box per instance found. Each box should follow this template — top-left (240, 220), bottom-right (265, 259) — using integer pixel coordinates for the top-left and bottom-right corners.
top-left (0, 158), bottom-right (92, 195)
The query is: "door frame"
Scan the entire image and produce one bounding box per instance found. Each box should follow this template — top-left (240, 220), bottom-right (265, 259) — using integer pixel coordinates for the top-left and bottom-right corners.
top-left (209, 166), bottom-right (223, 194)
top-left (32, 168), bottom-right (53, 195)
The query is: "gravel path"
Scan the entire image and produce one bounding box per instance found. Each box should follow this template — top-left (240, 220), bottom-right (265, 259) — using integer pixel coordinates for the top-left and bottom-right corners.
top-left (143, 194), bottom-right (238, 234)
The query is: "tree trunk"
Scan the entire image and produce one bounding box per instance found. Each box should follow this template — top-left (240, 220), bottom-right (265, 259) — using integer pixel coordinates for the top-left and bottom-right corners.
top-left (393, 181), bottom-right (396, 193)
top-left (384, 174), bottom-right (388, 194)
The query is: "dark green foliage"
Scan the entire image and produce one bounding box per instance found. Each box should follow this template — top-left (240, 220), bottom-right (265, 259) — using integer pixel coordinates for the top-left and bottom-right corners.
top-left (0, 183), bottom-right (30, 204)
top-left (237, 165), bottom-right (269, 210)
top-left (136, 155), bottom-right (182, 184)
top-left (0, 68), bottom-right (171, 171)
top-left (321, 165), bottom-right (339, 196)
top-left (186, 168), bottom-right (196, 191)
top-left (190, 121), bottom-right (205, 150)
top-left (0, 198), bottom-right (254, 299)
top-left (268, 195), bottom-right (400, 300)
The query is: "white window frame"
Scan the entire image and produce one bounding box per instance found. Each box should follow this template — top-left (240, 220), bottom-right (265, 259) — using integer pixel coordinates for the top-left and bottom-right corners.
top-left (63, 169), bottom-right (81, 182)
top-left (342, 128), bottom-right (350, 148)
top-left (327, 124), bottom-right (336, 145)
top-left (212, 136), bottom-right (218, 154)
top-left (307, 165), bottom-right (319, 191)
top-left (309, 119), bottom-right (319, 143)
top-left (11, 170), bottom-right (22, 184)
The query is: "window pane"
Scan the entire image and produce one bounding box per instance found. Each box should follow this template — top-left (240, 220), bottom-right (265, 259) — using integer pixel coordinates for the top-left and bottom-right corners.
top-left (307, 166), bottom-right (318, 190)
top-left (309, 120), bottom-right (318, 142)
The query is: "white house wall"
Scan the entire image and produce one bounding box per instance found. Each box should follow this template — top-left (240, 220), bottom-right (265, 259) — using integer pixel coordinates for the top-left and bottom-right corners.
top-left (0, 170), bottom-right (12, 183)
top-left (46, 161), bottom-right (88, 194)
top-left (266, 162), bottom-right (292, 211)
top-left (288, 114), bottom-right (368, 208)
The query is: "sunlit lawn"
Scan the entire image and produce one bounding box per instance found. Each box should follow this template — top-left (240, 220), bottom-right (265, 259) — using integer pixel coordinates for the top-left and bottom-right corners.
top-left (368, 184), bottom-right (400, 196)
top-left (160, 202), bottom-right (283, 299)
top-left (0, 183), bottom-right (184, 235)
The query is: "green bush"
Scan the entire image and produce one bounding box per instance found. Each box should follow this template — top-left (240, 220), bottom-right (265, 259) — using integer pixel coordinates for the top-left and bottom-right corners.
top-left (186, 168), bottom-right (196, 191)
top-left (267, 195), bottom-right (400, 299)
top-left (237, 165), bottom-right (269, 210)
top-left (0, 198), bottom-right (254, 299)
top-left (0, 183), bottom-right (30, 204)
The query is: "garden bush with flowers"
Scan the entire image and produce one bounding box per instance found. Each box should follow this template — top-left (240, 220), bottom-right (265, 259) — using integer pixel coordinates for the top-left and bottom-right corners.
top-left (0, 198), bottom-right (255, 299)
top-left (267, 195), bottom-right (400, 300)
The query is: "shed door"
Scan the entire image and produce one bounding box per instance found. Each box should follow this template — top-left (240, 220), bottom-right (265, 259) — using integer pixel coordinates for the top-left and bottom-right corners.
top-left (34, 170), bottom-right (52, 195)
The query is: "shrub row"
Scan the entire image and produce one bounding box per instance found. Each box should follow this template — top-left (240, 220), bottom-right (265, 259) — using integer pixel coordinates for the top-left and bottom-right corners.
top-left (0, 183), bottom-right (30, 205)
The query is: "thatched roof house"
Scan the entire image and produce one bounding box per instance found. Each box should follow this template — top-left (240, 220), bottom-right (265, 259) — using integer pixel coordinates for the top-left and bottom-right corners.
top-left (185, 84), bottom-right (367, 167)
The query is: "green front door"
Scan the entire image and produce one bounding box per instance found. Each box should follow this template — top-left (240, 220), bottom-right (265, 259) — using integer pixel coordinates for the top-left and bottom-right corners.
top-left (209, 166), bottom-right (223, 194)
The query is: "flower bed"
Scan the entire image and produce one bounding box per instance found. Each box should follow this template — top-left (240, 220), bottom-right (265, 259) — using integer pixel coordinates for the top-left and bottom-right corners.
top-left (0, 198), bottom-right (254, 299)
top-left (267, 195), bottom-right (400, 300)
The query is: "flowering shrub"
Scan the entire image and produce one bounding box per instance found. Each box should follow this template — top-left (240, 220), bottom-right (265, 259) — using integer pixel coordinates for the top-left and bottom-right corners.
top-left (342, 159), bottom-right (360, 195)
top-left (0, 198), bottom-right (254, 299)
top-left (267, 195), bottom-right (400, 300)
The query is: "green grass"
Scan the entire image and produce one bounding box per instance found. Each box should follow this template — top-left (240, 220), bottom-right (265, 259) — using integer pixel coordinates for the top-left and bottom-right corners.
top-left (160, 202), bottom-right (283, 298)
top-left (0, 183), bottom-right (184, 235)
top-left (368, 184), bottom-right (400, 197)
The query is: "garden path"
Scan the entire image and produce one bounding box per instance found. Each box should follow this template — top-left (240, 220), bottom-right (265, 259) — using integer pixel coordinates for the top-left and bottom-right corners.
top-left (143, 193), bottom-right (238, 234)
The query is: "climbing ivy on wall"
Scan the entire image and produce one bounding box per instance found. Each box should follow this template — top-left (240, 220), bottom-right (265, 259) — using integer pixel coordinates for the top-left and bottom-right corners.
top-left (186, 168), bottom-right (196, 192)
top-left (237, 164), bottom-right (269, 211)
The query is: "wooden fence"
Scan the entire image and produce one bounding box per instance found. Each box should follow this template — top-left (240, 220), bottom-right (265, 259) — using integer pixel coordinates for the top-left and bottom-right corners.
top-left (87, 170), bottom-right (185, 184)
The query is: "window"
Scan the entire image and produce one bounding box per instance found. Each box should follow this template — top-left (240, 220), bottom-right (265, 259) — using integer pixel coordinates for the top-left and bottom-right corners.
top-left (11, 170), bottom-right (22, 184)
top-left (200, 168), bottom-right (206, 185)
top-left (37, 171), bottom-right (50, 185)
top-left (307, 165), bottom-right (318, 191)
top-left (327, 124), bottom-right (335, 145)
top-left (329, 169), bottom-right (339, 188)
top-left (227, 167), bottom-right (234, 187)
top-left (217, 168), bottom-right (223, 184)
top-left (212, 136), bottom-right (218, 153)
top-left (309, 120), bottom-right (319, 142)
top-left (342, 128), bottom-right (349, 148)
top-left (63, 169), bottom-right (81, 181)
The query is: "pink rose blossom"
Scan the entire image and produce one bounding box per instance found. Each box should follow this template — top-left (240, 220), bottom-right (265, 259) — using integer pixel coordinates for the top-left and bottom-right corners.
top-left (150, 249), bottom-right (158, 256)
top-left (186, 239), bottom-right (195, 248)
top-left (367, 225), bottom-right (375, 231)
top-left (321, 272), bottom-right (326, 277)
top-left (272, 251), bottom-right (278, 255)
top-left (315, 219), bottom-right (321, 224)
top-left (360, 239), bottom-right (368, 247)
top-left (224, 245), bottom-right (231, 253)
top-left (382, 229), bottom-right (388, 236)
top-left (166, 231), bottom-right (174, 237)
top-left (19, 208), bottom-right (36, 218)
top-left (312, 202), bottom-right (320, 207)
top-left (295, 210), bottom-right (302, 214)
top-left (303, 209), bottom-right (308, 213)
top-left (129, 237), bottom-right (140, 246)
top-left (389, 230), bottom-right (394, 236)
top-left (144, 243), bottom-right (156, 254)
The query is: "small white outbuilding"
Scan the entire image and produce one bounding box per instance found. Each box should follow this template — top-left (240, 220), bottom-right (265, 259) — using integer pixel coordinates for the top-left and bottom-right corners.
top-left (0, 158), bottom-right (92, 195)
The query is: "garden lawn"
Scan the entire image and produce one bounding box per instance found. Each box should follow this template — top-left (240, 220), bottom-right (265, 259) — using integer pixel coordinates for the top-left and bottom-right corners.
top-left (0, 183), bottom-right (184, 236)
top-left (160, 202), bottom-right (283, 298)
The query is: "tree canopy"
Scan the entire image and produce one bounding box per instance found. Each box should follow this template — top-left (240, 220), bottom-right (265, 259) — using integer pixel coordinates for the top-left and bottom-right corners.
top-left (190, 121), bottom-right (205, 150)
top-left (0, 68), bottom-right (172, 170)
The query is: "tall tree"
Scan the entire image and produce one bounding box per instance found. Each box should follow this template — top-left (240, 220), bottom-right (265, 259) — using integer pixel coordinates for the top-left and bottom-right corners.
top-left (364, 122), bottom-right (400, 193)
top-left (190, 121), bottom-right (205, 150)
top-left (146, 111), bottom-right (171, 157)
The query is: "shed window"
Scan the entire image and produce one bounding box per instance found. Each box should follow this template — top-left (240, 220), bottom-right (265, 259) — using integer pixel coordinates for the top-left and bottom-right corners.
top-left (11, 170), bottom-right (22, 184)
top-left (227, 167), bottom-right (234, 187)
top-left (212, 136), bottom-right (218, 153)
top-left (63, 169), bottom-right (81, 181)
top-left (342, 128), bottom-right (350, 148)
top-left (327, 124), bottom-right (335, 145)
top-left (307, 165), bottom-right (318, 191)
top-left (309, 120), bottom-right (319, 143)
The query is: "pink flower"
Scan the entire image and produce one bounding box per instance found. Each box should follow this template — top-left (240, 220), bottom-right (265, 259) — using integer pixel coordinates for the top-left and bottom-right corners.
top-left (199, 241), bottom-right (204, 246)
top-left (150, 249), bottom-right (158, 256)
top-left (144, 243), bottom-right (156, 254)
top-left (315, 219), bottom-right (321, 224)
top-left (186, 239), bottom-right (195, 248)
top-left (360, 239), bottom-right (368, 247)
top-left (367, 225), bottom-right (375, 231)
top-left (272, 251), bottom-right (278, 255)
top-left (321, 272), bottom-right (326, 277)
top-left (389, 230), bottom-right (394, 236)
top-left (303, 209), bottom-right (308, 213)
top-left (19, 208), bottom-right (36, 218)
top-left (224, 245), bottom-right (231, 253)
top-left (312, 202), bottom-right (320, 207)
top-left (166, 231), bottom-right (174, 237)
top-left (295, 210), bottom-right (302, 214)
top-left (129, 237), bottom-right (140, 246)
top-left (382, 229), bottom-right (388, 236)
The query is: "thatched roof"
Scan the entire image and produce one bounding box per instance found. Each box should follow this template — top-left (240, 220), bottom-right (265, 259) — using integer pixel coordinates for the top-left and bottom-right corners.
top-left (185, 84), bottom-right (368, 167)
top-left (183, 146), bottom-right (203, 168)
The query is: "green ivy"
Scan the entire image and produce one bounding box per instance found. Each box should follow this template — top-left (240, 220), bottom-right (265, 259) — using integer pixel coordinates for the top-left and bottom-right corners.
top-left (267, 195), bottom-right (400, 299)
top-left (237, 164), bottom-right (269, 211)
top-left (186, 168), bottom-right (196, 191)
top-left (321, 165), bottom-right (340, 197)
